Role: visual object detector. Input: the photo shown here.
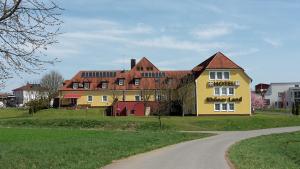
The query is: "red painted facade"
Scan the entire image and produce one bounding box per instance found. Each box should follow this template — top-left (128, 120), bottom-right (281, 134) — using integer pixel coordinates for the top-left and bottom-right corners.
top-left (112, 101), bottom-right (159, 116)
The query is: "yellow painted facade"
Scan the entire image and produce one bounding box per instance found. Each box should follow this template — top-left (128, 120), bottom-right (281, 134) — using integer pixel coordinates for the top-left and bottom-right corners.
top-left (195, 69), bottom-right (251, 115)
top-left (59, 90), bottom-right (158, 107)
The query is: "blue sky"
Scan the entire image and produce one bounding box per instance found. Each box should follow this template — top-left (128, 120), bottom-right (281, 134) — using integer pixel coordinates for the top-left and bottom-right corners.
top-left (2, 0), bottom-right (300, 92)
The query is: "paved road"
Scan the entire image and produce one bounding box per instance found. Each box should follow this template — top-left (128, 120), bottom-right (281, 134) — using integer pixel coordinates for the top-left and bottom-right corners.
top-left (102, 126), bottom-right (300, 169)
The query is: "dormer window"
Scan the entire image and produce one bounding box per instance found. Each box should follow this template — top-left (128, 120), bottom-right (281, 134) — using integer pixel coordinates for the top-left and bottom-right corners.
top-left (134, 78), bottom-right (140, 86)
top-left (83, 82), bottom-right (90, 89)
top-left (101, 82), bottom-right (108, 89)
top-left (73, 82), bottom-right (79, 89)
top-left (118, 79), bottom-right (125, 86)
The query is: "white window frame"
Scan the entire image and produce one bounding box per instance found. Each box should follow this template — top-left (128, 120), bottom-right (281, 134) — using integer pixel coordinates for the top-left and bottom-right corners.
top-left (73, 82), bottom-right (79, 89)
top-left (228, 87), bottom-right (235, 96)
top-left (102, 95), bottom-right (108, 102)
top-left (224, 71), bottom-right (230, 80)
top-left (134, 79), bottom-right (140, 86)
top-left (87, 95), bottom-right (93, 102)
top-left (228, 103), bottom-right (235, 112)
top-left (214, 103), bottom-right (221, 112)
top-left (118, 79), bottom-right (124, 86)
top-left (216, 72), bottom-right (223, 80)
top-left (221, 103), bottom-right (228, 112)
top-left (214, 87), bottom-right (220, 96)
top-left (209, 72), bottom-right (216, 80)
top-left (209, 71), bottom-right (231, 80)
top-left (221, 87), bottom-right (227, 96)
top-left (135, 95), bottom-right (141, 101)
top-left (101, 82), bottom-right (108, 89)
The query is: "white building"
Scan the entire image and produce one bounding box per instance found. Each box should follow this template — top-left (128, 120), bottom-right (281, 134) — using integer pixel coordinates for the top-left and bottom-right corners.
top-left (264, 82), bottom-right (300, 109)
top-left (12, 83), bottom-right (48, 106)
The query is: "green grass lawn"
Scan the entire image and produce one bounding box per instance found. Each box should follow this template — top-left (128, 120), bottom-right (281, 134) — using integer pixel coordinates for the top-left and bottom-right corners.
top-left (229, 131), bottom-right (300, 169)
top-left (0, 108), bottom-right (300, 131)
top-left (0, 127), bottom-right (211, 169)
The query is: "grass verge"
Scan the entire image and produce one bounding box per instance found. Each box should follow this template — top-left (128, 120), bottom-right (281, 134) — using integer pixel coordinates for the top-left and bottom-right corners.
top-left (229, 131), bottom-right (300, 169)
top-left (0, 127), bottom-right (211, 169)
top-left (0, 108), bottom-right (300, 131)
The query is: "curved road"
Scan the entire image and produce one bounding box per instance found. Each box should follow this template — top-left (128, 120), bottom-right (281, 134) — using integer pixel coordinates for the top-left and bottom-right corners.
top-left (102, 126), bottom-right (300, 169)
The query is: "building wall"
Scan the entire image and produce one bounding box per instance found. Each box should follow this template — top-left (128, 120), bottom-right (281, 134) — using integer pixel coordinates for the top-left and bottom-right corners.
top-left (195, 69), bottom-right (251, 115)
top-left (264, 83), bottom-right (300, 109)
top-left (60, 90), bottom-right (158, 107)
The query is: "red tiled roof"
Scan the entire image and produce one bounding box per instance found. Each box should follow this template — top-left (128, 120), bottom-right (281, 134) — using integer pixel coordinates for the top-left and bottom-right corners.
top-left (60, 57), bottom-right (191, 91)
top-left (60, 52), bottom-right (251, 91)
top-left (192, 52), bottom-right (251, 80)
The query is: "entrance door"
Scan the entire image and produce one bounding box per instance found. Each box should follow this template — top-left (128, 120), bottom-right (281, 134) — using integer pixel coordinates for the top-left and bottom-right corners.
top-left (71, 98), bottom-right (77, 107)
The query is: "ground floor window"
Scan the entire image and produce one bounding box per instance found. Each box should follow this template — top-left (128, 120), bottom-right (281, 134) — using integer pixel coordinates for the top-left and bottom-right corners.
top-left (135, 95), bottom-right (141, 101)
top-left (87, 96), bottom-right (93, 102)
top-left (102, 95), bottom-right (108, 102)
top-left (214, 103), bottom-right (235, 112)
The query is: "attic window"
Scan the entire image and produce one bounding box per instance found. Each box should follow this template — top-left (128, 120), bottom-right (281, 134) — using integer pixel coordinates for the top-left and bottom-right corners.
top-left (147, 67), bottom-right (153, 71)
top-left (73, 83), bottom-right (79, 89)
top-left (118, 79), bottom-right (125, 86)
top-left (101, 82), bottom-right (108, 89)
top-left (84, 82), bottom-right (90, 89)
top-left (134, 79), bottom-right (140, 86)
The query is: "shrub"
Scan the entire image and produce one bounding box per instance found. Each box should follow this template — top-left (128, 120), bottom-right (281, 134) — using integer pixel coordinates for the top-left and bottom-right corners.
top-left (292, 103), bottom-right (295, 115)
top-left (26, 98), bottom-right (49, 114)
top-left (296, 103), bottom-right (299, 116)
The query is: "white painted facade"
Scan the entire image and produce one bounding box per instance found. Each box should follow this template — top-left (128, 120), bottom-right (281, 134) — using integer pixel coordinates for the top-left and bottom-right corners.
top-left (264, 82), bottom-right (300, 109)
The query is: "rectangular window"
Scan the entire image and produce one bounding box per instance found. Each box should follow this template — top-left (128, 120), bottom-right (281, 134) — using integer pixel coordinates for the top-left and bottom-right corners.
top-left (135, 79), bottom-right (140, 86)
top-left (222, 87), bottom-right (227, 95)
top-left (217, 72), bottom-right (223, 80)
top-left (87, 96), bottom-right (93, 102)
top-left (229, 103), bottom-right (235, 111)
top-left (210, 72), bottom-right (216, 80)
top-left (135, 95), bottom-right (141, 101)
top-left (102, 95), bottom-right (108, 102)
top-left (214, 87), bottom-right (220, 96)
top-left (84, 82), bottom-right (90, 89)
top-left (224, 72), bottom-right (230, 80)
top-left (73, 83), bottom-right (78, 89)
top-left (214, 103), bottom-right (221, 111)
top-left (228, 87), bottom-right (234, 95)
top-left (118, 79), bottom-right (124, 86)
top-left (222, 103), bottom-right (227, 111)
top-left (102, 82), bottom-right (108, 89)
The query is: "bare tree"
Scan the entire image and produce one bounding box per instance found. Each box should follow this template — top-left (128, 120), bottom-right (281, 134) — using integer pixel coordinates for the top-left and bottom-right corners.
top-left (0, 0), bottom-right (63, 85)
top-left (40, 70), bottom-right (63, 101)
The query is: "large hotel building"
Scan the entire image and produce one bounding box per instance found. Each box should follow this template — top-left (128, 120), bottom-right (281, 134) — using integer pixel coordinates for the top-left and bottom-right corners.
top-left (59, 52), bottom-right (252, 116)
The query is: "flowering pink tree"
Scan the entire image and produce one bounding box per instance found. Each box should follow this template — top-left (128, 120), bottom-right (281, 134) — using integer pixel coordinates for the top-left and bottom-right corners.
top-left (251, 93), bottom-right (265, 110)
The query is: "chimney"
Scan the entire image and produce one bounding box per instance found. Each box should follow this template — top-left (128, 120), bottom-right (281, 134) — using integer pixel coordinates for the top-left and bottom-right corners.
top-left (131, 59), bottom-right (136, 69)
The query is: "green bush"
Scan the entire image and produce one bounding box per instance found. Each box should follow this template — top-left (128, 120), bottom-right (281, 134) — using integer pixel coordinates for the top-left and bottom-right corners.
top-left (26, 98), bottom-right (49, 114)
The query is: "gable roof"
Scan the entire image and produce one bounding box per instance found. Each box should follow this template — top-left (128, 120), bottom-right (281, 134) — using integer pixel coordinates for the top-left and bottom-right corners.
top-left (192, 52), bottom-right (251, 80)
top-left (60, 57), bottom-right (191, 91)
top-left (131, 57), bottom-right (160, 71)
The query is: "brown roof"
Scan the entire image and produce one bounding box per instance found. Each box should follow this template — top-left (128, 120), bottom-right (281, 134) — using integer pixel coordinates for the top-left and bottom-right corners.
top-left (192, 52), bottom-right (251, 80)
top-left (60, 52), bottom-right (251, 91)
top-left (13, 83), bottom-right (47, 91)
top-left (60, 57), bottom-right (191, 91)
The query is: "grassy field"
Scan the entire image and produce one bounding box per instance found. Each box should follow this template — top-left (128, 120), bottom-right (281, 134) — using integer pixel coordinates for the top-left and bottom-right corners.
top-left (0, 108), bottom-right (299, 131)
top-left (0, 127), bottom-right (211, 169)
top-left (229, 131), bottom-right (300, 169)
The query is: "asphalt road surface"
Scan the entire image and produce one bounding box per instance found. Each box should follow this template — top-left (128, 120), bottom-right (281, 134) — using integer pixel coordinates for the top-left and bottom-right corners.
top-left (102, 126), bottom-right (300, 169)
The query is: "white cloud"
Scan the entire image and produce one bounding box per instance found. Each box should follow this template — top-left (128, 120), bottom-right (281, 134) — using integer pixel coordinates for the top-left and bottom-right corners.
top-left (192, 22), bottom-right (247, 39)
top-left (263, 38), bottom-right (282, 47)
top-left (226, 48), bottom-right (260, 57)
top-left (60, 18), bottom-right (229, 53)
